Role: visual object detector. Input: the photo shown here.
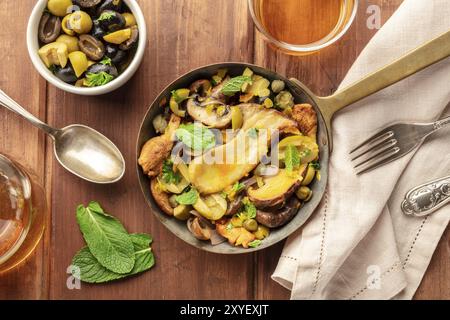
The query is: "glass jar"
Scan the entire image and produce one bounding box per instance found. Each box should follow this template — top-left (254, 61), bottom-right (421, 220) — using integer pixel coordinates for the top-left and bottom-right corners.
top-left (0, 154), bottom-right (46, 274)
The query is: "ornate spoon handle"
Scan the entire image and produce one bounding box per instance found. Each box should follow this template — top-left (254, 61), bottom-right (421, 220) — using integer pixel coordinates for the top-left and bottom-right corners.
top-left (402, 176), bottom-right (450, 217)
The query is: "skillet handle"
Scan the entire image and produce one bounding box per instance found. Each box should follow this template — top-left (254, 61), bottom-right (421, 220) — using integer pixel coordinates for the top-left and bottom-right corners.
top-left (317, 30), bottom-right (450, 122)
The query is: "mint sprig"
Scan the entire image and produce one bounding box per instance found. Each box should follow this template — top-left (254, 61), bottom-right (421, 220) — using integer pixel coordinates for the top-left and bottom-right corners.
top-left (97, 11), bottom-right (115, 22)
top-left (162, 160), bottom-right (181, 184)
top-left (175, 123), bottom-right (216, 151)
top-left (85, 71), bottom-right (114, 87)
top-left (72, 202), bottom-right (155, 283)
top-left (221, 76), bottom-right (252, 96)
top-left (175, 188), bottom-right (199, 205)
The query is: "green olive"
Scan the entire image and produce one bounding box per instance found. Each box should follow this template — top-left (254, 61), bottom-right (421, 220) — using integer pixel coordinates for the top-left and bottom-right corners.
top-left (254, 225), bottom-right (269, 240)
top-left (38, 42), bottom-right (68, 68)
top-left (56, 35), bottom-right (79, 53)
top-left (122, 12), bottom-right (137, 27)
top-left (173, 205), bottom-right (191, 221)
top-left (302, 165), bottom-right (316, 186)
top-left (243, 219), bottom-right (258, 232)
top-left (275, 91), bottom-right (294, 110)
top-left (168, 195), bottom-right (178, 208)
top-left (103, 28), bottom-right (132, 44)
top-left (68, 51), bottom-right (88, 77)
top-left (61, 14), bottom-right (75, 35)
top-left (47, 0), bottom-right (73, 17)
top-left (271, 80), bottom-right (285, 94)
top-left (68, 11), bottom-right (93, 34)
top-left (296, 186), bottom-right (312, 201)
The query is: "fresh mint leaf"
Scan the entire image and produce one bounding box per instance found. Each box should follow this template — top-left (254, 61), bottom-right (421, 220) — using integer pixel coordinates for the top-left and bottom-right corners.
top-left (248, 240), bottom-right (262, 248)
top-left (72, 234), bottom-right (155, 284)
top-left (221, 76), bottom-right (251, 96)
top-left (162, 160), bottom-right (181, 184)
top-left (245, 202), bottom-right (257, 219)
top-left (175, 123), bottom-right (216, 151)
top-left (100, 57), bottom-right (112, 66)
top-left (175, 188), bottom-right (198, 205)
top-left (285, 144), bottom-right (300, 172)
top-left (97, 11), bottom-right (115, 22)
top-left (231, 182), bottom-right (245, 193)
top-left (85, 72), bottom-right (114, 87)
top-left (247, 128), bottom-right (259, 139)
top-left (241, 198), bottom-right (257, 219)
top-left (76, 202), bottom-right (135, 274)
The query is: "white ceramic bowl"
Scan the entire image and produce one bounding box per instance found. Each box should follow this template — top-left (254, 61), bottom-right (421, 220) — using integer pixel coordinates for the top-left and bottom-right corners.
top-left (27, 0), bottom-right (147, 96)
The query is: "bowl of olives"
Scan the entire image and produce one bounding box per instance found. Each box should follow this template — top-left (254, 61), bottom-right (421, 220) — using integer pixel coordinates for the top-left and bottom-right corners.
top-left (27, 0), bottom-right (147, 95)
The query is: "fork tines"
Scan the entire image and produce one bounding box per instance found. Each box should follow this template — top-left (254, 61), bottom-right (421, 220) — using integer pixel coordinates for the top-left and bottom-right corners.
top-left (350, 129), bottom-right (401, 175)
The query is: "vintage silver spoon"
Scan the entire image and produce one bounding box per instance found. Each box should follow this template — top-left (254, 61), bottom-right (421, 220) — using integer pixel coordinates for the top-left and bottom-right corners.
top-left (0, 90), bottom-right (125, 184)
top-left (402, 175), bottom-right (450, 217)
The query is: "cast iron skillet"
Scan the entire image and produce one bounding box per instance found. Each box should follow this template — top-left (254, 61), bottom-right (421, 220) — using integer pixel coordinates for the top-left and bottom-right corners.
top-left (137, 31), bottom-right (450, 254)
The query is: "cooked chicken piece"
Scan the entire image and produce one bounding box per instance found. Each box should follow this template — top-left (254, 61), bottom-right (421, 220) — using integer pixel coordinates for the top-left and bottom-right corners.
top-left (189, 104), bottom-right (297, 194)
top-left (216, 223), bottom-right (256, 248)
top-left (292, 104), bottom-right (318, 139)
top-left (139, 114), bottom-right (181, 177)
top-left (150, 178), bottom-right (173, 216)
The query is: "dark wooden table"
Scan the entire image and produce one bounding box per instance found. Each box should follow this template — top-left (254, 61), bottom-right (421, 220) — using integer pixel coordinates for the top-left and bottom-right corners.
top-left (1, 0), bottom-right (448, 300)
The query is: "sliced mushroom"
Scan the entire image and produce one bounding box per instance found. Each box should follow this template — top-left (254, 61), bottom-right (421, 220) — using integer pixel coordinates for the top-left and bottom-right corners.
top-left (79, 34), bottom-right (105, 61)
top-left (39, 13), bottom-right (62, 44)
top-left (256, 197), bottom-right (301, 228)
top-left (189, 79), bottom-right (212, 96)
top-left (187, 217), bottom-right (211, 241)
top-left (119, 25), bottom-right (139, 50)
top-left (225, 194), bottom-right (244, 216)
top-left (186, 99), bottom-right (232, 129)
top-left (210, 76), bottom-right (229, 100)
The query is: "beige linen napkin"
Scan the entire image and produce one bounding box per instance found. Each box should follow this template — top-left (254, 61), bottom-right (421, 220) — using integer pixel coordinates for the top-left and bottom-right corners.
top-left (272, 0), bottom-right (450, 300)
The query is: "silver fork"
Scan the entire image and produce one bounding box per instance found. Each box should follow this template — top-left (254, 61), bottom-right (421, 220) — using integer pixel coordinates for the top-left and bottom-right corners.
top-left (350, 116), bottom-right (450, 175)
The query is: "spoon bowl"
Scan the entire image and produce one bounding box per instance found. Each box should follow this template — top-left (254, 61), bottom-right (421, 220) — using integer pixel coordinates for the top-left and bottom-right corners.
top-left (54, 125), bottom-right (125, 184)
top-left (0, 90), bottom-right (125, 184)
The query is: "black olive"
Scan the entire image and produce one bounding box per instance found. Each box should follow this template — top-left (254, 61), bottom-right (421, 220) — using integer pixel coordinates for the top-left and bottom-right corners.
top-left (105, 44), bottom-right (127, 65)
top-left (87, 63), bottom-right (119, 77)
top-left (97, 10), bottom-right (126, 32)
top-left (119, 25), bottom-right (139, 50)
top-left (54, 64), bottom-right (78, 83)
top-left (38, 13), bottom-right (61, 44)
top-left (79, 34), bottom-right (105, 61)
top-left (97, 0), bottom-right (122, 15)
top-left (91, 20), bottom-right (106, 39)
top-left (73, 0), bottom-right (101, 8)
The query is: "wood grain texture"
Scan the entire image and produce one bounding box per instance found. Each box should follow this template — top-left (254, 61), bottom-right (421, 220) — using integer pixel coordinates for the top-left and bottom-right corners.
top-left (0, 1), bottom-right (49, 300)
top-left (46, 0), bottom-right (255, 299)
top-left (0, 0), bottom-right (448, 300)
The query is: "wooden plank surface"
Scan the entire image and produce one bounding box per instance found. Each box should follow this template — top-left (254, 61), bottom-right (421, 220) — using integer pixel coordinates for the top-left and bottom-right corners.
top-left (0, 0), bottom-right (448, 300)
top-left (0, 1), bottom-right (49, 299)
top-left (46, 0), bottom-right (255, 299)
